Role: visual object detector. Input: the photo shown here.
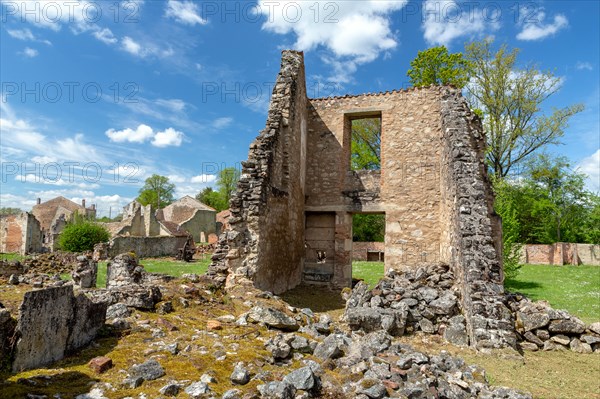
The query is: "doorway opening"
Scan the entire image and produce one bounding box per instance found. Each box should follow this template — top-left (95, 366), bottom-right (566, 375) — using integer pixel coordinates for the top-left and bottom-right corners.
top-left (352, 212), bottom-right (385, 287)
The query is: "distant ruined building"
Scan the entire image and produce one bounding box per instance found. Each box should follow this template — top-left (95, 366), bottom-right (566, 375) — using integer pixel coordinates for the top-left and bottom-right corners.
top-left (1, 196), bottom-right (96, 254)
top-left (207, 50), bottom-right (515, 349)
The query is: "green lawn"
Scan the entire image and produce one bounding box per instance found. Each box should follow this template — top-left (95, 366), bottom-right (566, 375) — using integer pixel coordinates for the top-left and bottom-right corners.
top-left (505, 264), bottom-right (600, 324)
top-left (0, 253), bottom-right (25, 262)
top-left (67, 258), bottom-right (212, 287)
top-left (352, 261), bottom-right (385, 287)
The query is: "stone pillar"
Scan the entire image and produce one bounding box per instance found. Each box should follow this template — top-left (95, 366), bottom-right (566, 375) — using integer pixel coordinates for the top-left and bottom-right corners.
top-left (333, 211), bottom-right (352, 288)
top-left (106, 253), bottom-right (144, 288)
top-left (72, 255), bottom-right (98, 288)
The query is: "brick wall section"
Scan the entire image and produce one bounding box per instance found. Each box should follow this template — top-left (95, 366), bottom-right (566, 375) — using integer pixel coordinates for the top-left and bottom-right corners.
top-left (352, 242), bottom-right (385, 261)
top-left (440, 88), bottom-right (516, 349)
top-left (521, 243), bottom-right (600, 265)
top-left (0, 213), bottom-right (42, 254)
top-left (206, 50), bottom-right (308, 294)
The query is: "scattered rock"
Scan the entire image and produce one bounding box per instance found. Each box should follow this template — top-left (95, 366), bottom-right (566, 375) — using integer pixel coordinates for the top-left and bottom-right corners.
top-left (258, 381), bottom-right (296, 399)
top-left (128, 359), bottom-right (165, 381)
top-left (283, 366), bottom-right (318, 391)
top-left (88, 356), bottom-right (113, 374)
top-left (185, 381), bottom-right (211, 398)
top-left (230, 362), bottom-right (250, 385)
top-left (247, 306), bottom-right (299, 331)
top-left (106, 303), bottom-right (131, 319)
top-left (207, 320), bottom-right (222, 330)
top-left (159, 382), bottom-right (182, 396)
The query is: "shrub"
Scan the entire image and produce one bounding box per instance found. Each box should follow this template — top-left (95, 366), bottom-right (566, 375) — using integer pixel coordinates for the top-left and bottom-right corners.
top-left (58, 220), bottom-right (110, 252)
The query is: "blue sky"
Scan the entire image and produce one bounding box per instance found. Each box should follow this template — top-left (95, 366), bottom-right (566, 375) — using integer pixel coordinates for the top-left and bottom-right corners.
top-left (1, 0), bottom-right (598, 217)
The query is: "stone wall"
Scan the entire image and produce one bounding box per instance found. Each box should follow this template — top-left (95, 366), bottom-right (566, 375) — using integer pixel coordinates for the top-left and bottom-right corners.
top-left (205, 52), bottom-right (516, 349)
top-left (11, 285), bottom-right (106, 371)
top-left (208, 50), bottom-right (308, 294)
top-left (105, 235), bottom-right (189, 259)
top-left (520, 243), bottom-right (600, 266)
top-left (352, 242), bottom-right (385, 261)
top-left (0, 212), bottom-right (43, 255)
top-left (440, 88), bottom-right (514, 349)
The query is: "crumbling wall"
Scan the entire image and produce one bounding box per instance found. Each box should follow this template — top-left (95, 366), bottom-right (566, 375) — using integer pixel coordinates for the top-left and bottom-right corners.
top-left (179, 210), bottom-right (216, 243)
top-left (0, 212), bottom-right (42, 255)
top-left (105, 235), bottom-right (189, 259)
top-left (11, 285), bottom-right (106, 371)
top-left (440, 88), bottom-right (515, 349)
top-left (207, 50), bottom-right (308, 294)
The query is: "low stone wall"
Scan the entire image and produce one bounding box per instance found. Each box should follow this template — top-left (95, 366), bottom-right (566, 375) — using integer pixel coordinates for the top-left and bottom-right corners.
top-left (352, 242), bottom-right (385, 261)
top-left (10, 285), bottom-right (106, 371)
top-left (520, 243), bottom-right (600, 266)
top-left (344, 266), bottom-right (600, 353)
top-left (103, 236), bottom-right (189, 259)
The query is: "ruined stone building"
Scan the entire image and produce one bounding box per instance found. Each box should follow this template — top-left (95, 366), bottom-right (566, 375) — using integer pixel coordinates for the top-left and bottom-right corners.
top-left (0, 196), bottom-right (95, 254)
top-left (157, 196), bottom-right (217, 242)
top-left (31, 196), bottom-right (96, 251)
top-left (0, 212), bottom-right (42, 254)
top-left (208, 51), bottom-right (513, 349)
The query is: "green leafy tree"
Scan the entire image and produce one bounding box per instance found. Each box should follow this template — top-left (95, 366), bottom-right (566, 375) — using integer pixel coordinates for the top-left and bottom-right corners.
top-left (217, 167), bottom-right (241, 206)
top-left (523, 154), bottom-right (592, 243)
top-left (196, 187), bottom-right (228, 212)
top-left (493, 178), bottom-right (523, 279)
top-left (351, 118), bottom-right (381, 170)
top-left (352, 214), bottom-right (385, 242)
top-left (59, 219), bottom-right (110, 252)
top-left (0, 207), bottom-right (23, 216)
top-left (407, 46), bottom-right (472, 88)
top-left (465, 39), bottom-right (584, 178)
top-left (137, 174), bottom-right (175, 209)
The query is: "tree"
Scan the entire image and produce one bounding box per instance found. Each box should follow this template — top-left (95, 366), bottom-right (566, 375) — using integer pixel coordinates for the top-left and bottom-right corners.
top-left (196, 187), bottom-right (227, 212)
top-left (522, 154), bottom-right (592, 243)
top-left (0, 207), bottom-right (23, 216)
top-left (407, 46), bottom-right (472, 88)
top-left (137, 174), bottom-right (175, 209)
top-left (465, 39), bottom-right (584, 179)
top-left (352, 214), bottom-right (385, 242)
top-left (493, 178), bottom-right (522, 279)
top-left (58, 219), bottom-right (110, 252)
top-left (351, 118), bottom-right (381, 170)
top-left (217, 167), bottom-right (241, 206)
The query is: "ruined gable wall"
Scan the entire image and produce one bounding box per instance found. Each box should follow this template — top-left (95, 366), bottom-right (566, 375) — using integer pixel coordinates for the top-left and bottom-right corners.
top-left (440, 88), bottom-right (514, 349)
top-left (179, 210), bottom-right (216, 242)
top-left (0, 213), bottom-right (42, 254)
top-left (306, 87), bottom-right (447, 273)
top-left (208, 51), bottom-right (308, 294)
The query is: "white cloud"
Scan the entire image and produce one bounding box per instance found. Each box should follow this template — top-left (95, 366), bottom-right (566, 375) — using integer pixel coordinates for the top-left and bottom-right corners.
top-left (122, 36), bottom-right (143, 56)
top-left (21, 47), bottom-right (39, 57)
top-left (93, 28), bottom-right (118, 44)
top-left (258, 0), bottom-right (406, 81)
top-left (5, 27), bottom-right (52, 45)
top-left (212, 117), bottom-right (233, 129)
top-left (165, 0), bottom-right (207, 26)
top-left (1, 105), bottom-right (107, 164)
top-left (516, 11), bottom-right (568, 41)
top-left (422, 0), bottom-right (498, 47)
top-left (152, 128), bottom-right (184, 147)
top-left (120, 35), bottom-right (174, 59)
top-left (155, 98), bottom-right (186, 113)
top-left (167, 174), bottom-right (187, 183)
top-left (576, 62), bottom-right (593, 71)
top-left (6, 28), bottom-right (35, 41)
top-left (578, 149), bottom-right (600, 193)
top-left (106, 124), bottom-right (155, 143)
top-left (190, 174), bottom-right (217, 184)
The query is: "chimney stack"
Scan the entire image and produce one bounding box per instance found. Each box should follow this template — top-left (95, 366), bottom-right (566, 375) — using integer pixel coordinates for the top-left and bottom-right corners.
top-left (37, 198), bottom-right (41, 205)
top-left (92, 204), bottom-right (96, 210)
top-left (82, 199), bottom-right (86, 208)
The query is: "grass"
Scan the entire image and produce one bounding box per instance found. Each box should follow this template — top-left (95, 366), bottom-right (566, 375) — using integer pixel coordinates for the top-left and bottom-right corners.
top-left (93, 257), bottom-right (211, 287)
top-left (352, 261), bottom-right (385, 287)
top-left (0, 253), bottom-right (25, 262)
top-left (505, 264), bottom-right (600, 324)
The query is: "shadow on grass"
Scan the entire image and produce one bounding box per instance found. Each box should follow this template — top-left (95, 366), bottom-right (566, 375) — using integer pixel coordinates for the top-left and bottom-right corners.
top-left (281, 285), bottom-right (346, 313)
top-left (0, 371), bottom-right (99, 398)
top-left (504, 279), bottom-right (543, 292)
